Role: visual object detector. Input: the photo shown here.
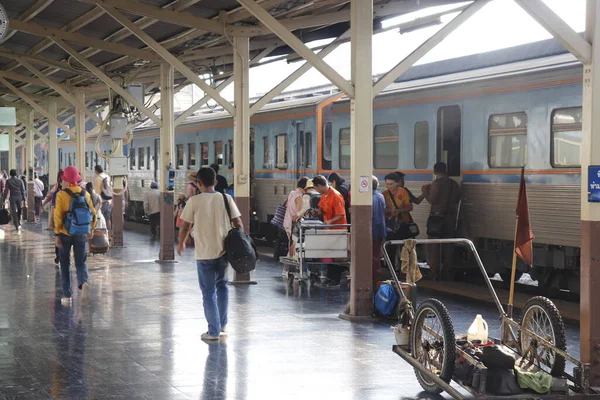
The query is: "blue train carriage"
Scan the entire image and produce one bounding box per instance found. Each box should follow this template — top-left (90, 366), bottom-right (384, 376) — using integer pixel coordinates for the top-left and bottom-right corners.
top-left (326, 38), bottom-right (583, 295)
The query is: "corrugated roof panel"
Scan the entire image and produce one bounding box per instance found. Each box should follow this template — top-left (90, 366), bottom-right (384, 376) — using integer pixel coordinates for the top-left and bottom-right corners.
top-left (35, 1), bottom-right (97, 28)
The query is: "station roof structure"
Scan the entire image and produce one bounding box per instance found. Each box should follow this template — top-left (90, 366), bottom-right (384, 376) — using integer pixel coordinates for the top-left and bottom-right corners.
top-left (0, 0), bottom-right (468, 142)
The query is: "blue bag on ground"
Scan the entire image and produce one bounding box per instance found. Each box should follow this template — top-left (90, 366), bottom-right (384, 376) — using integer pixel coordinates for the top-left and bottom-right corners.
top-left (375, 283), bottom-right (399, 316)
top-left (63, 188), bottom-right (92, 235)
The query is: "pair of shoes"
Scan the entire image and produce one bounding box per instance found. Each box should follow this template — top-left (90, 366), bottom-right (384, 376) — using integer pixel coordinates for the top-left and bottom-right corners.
top-left (81, 282), bottom-right (90, 304)
top-left (221, 326), bottom-right (228, 334)
top-left (61, 297), bottom-right (72, 306)
top-left (201, 332), bottom-right (220, 341)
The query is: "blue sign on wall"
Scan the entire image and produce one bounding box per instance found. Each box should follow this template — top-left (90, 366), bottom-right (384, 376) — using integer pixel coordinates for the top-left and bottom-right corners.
top-left (588, 166), bottom-right (600, 202)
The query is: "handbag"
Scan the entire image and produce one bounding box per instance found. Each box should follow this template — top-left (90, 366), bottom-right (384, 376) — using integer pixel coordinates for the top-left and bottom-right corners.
top-left (386, 191), bottom-right (419, 239)
top-left (270, 201), bottom-right (287, 228)
top-left (426, 179), bottom-right (455, 237)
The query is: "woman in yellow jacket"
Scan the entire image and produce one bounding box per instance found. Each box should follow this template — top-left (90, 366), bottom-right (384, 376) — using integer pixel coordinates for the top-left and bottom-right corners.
top-left (54, 166), bottom-right (97, 306)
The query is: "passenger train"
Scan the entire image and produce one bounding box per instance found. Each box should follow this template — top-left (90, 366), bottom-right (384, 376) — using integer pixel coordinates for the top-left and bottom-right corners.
top-left (0, 37), bottom-right (584, 295)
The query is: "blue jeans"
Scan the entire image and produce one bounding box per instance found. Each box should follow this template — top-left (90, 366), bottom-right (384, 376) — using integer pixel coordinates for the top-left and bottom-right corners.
top-left (197, 255), bottom-right (229, 336)
top-left (59, 234), bottom-right (89, 298)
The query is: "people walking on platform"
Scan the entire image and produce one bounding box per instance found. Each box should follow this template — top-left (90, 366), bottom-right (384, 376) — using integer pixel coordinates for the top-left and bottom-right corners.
top-left (54, 166), bottom-right (97, 306)
top-left (93, 165), bottom-right (113, 238)
top-left (33, 173), bottom-right (44, 222)
top-left (328, 172), bottom-right (351, 223)
top-left (283, 176), bottom-right (308, 258)
top-left (312, 175), bottom-right (347, 284)
top-left (210, 163), bottom-right (229, 194)
top-left (395, 171), bottom-right (425, 205)
top-left (2, 169), bottom-right (26, 230)
top-left (144, 181), bottom-right (161, 239)
top-left (422, 162), bottom-right (460, 280)
top-left (177, 167), bottom-right (242, 341)
top-left (43, 169), bottom-right (63, 230)
top-left (86, 182), bottom-right (105, 230)
top-left (187, 172), bottom-right (201, 198)
top-left (372, 176), bottom-right (387, 284)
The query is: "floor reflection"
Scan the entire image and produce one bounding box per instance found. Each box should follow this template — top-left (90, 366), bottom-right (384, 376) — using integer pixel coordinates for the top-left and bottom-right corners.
top-left (201, 343), bottom-right (228, 400)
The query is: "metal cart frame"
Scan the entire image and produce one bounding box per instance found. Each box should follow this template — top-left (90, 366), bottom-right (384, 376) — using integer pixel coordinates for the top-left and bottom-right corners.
top-left (384, 238), bottom-right (593, 399)
top-left (279, 222), bottom-right (351, 283)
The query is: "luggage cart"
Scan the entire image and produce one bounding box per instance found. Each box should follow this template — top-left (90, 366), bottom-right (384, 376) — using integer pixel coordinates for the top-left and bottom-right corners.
top-left (384, 238), bottom-right (596, 399)
top-left (279, 221), bottom-right (351, 286)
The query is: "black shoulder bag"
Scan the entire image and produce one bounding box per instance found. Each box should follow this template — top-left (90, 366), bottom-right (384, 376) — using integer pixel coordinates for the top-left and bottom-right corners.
top-left (222, 194), bottom-right (258, 273)
top-left (426, 180), bottom-right (454, 237)
top-left (387, 191), bottom-right (420, 239)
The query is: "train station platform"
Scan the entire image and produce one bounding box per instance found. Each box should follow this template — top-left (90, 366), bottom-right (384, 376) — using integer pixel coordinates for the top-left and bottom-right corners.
top-left (0, 220), bottom-right (582, 399)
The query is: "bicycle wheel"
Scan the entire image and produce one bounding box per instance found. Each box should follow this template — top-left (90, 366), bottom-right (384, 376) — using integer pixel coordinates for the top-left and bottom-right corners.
top-left (518, 296), bottom-right (566, 376)
top-left (410, 299), bottom-right (456, 394)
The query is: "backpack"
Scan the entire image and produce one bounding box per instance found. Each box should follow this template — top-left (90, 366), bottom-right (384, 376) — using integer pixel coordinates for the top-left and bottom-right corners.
top-left (100, 176), bottom-right (113, 200)
top-left (222, 193), bottom-right (257, 273)
top-left (63, 188), bottom-right (93, 235)
top-left (374, 283), bottom-right (399, 316)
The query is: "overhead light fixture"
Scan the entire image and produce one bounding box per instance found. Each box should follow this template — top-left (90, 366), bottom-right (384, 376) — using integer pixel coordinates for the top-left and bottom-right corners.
top-left (399, 17), bottom-right (442, 34)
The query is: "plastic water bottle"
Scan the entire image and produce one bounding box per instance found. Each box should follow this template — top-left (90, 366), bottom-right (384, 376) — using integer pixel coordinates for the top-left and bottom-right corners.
top-left (467, 314), bottom-right (489, 343)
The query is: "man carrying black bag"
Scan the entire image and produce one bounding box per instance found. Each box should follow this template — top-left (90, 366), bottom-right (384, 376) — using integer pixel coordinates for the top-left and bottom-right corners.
top-left (177, 167), bottom-right (244, 342)
top-left (422, 162), bottom-right (460, 280)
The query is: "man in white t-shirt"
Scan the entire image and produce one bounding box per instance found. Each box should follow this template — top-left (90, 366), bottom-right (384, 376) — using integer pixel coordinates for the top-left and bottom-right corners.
top-left (33, 173), bottom-right (45, 222)
top-left (177, 167), bottom-right (242, 341)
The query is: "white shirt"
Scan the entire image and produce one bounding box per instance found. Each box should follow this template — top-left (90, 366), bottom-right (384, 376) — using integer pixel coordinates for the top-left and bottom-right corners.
top-left (181, 192), bottom-right (241, 260)
top-left (33, 178), bottom-right (44, 198)
top-left (143, 189), bottom-right (161, 215)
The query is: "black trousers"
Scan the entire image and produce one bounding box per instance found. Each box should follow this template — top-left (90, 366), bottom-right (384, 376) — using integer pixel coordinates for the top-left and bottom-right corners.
top-left (9, 197), bottom-right (22, 229)
top-left (149, 212), bottom-right (160, 237)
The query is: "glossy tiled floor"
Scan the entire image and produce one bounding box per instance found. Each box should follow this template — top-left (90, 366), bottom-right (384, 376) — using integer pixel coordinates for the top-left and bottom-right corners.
top-left (0, 220), bottom-right (581, 399)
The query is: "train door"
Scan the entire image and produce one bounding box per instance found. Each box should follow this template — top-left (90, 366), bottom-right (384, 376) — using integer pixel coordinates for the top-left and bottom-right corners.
top-left (295, 122), bottom-right (307, 177)
top-left (153, 138), bottom-right (160, 182)
top-left (436, 105), bottom-right (461, 178)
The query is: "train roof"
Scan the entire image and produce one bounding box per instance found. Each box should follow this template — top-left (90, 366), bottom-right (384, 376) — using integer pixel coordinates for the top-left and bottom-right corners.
top-left (134, 36), bottom-right (581, 132)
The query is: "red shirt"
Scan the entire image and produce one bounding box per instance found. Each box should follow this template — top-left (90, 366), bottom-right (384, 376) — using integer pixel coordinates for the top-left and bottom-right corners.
top-left (318, 188), bottom-right (347, 227)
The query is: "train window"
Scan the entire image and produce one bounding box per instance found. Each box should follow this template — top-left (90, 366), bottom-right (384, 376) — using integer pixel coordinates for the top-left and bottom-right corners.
top-left (176, 144), bottom-right (184, 169)
top-left (200, 142), bottom-right (209, 166)
top-left (276, 134), bottom-right (288, 169)
top-left (414, 121), bottom-right (429, 169)
top-left (339, 128), bottom-right (351, 170)
top-left (551, 107), bottom-right (582, 168)
top-left (130, 148), bottom-right (136, 169)
top-left (146, 147), bottom-right (151, 170)
top-left (374, 123), bottom-right (399, 169)
top-left (90, 152), bottom-right (94, 170)
top-left (488, 112), bottom-right (528, 168)
top-left (263, 136), bottom-right (270, 168)
top-left (138, 147), bottom-right (145, 169)
top-left (322, 122), bottom-right (332, 170)
top-left (305, 132), bottom-right (313, 168)
top-left (85, 152), bottom-right (89, 170)
top-left (68, 153), bottom-right (72, 166)
top-left (214, 141), bottom-right (223, 165)
top-left (188, 143), bottom-right (196, 168)
top-left (59, 149), bottom-right (63, 167)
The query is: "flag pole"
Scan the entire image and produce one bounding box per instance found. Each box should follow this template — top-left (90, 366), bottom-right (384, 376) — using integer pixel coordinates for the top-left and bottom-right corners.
top-left (508, 218), bottom-right (519, 319)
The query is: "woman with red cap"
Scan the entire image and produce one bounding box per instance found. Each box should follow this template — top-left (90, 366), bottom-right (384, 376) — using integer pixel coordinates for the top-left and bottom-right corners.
top-left (54, 166), bottom-right (97, 306)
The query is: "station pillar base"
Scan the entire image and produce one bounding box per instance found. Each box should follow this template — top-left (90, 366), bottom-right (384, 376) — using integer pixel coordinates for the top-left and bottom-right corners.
top-left (581, 220), bottom-right (600, 386)
top-left (158, 191), bottom-right (175, 262)
top-left (349, 204), bottom-right (373, 317)
top-left (112, 193), bottom-right (124, 247)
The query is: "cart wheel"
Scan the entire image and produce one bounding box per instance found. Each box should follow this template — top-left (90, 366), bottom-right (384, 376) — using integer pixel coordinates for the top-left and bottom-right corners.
top-left (518, 296), bottom-right (566, 376)
top-left (410, 299), bottom-right (456, 394)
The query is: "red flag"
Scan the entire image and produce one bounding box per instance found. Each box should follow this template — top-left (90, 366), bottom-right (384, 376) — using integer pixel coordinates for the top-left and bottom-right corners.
top-left (515, 168), bottom-right (534, 265)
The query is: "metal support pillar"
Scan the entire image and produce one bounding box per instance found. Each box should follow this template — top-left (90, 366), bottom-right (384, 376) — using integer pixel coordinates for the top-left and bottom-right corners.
top-left (48, 100), bottom-right (58, 187)
top-left (8, 126), bottom-right (16, 170)
top-left (347, 0), bottom-right (373, 318)
top-left (111, 140), bottom-right (125, 247)
top-left (231, 36), bottom-right (255, 284)
top-left (581, 0), bottom-right (600, 386)
top-left (75, 91), bottom-right (86, 177)
top-left (26, 109), bottom-right (35, 223)
top-left (158, 63), bottom-right (176, 263)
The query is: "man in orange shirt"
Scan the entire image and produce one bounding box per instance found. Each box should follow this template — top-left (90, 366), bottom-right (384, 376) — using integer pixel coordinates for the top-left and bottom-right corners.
top-left (313, 175), bottom-right (347, 227)
top-left (312, 175), bottom-right (347, 284)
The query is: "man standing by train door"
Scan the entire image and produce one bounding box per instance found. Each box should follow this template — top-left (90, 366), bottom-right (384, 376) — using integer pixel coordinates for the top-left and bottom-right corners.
top-left (422, 162), bottom-right (460, 280)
